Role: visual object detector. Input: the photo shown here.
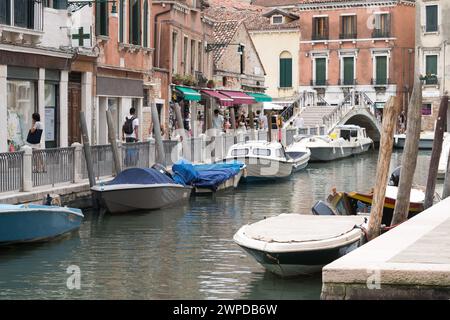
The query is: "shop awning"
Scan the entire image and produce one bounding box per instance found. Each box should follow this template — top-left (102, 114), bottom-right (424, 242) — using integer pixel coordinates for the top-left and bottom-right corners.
top-left (175, 86), bottom-right (201, 101)
top-left (263, 102), bottom-right (284, 110)
top-left (219, 90), bottom-right (256, 105)
top-left (200, 90), bottom-right (234, 107)
top-left (247, 92), bottom-right (272, 102)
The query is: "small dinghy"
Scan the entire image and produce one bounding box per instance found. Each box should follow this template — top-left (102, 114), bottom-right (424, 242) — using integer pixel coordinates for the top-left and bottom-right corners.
top-left (0, 204), bottom-right (83, 245)
top-left (285, 143), bottom-right (311, 172)
top-left (172, 159), bottom-right (245, 194)
top-left (234, 214), bottom-right (367, 277)
top-left (91, 166), bottom-right (192, 213)
top-left (225, 141), bottom-right (293, 180)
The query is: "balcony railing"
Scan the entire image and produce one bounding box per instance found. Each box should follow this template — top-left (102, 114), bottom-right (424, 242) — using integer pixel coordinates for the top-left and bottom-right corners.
top-left (424, 75), bottom-right (439, 85)
top-left (312, 34), bottom-right (329, 41)
top-left (311, 80), bottom-right (329, 86)
top-left (339, 33), bottom-right (357, 40)
top-left (372, 29), bottom-right (390, 38)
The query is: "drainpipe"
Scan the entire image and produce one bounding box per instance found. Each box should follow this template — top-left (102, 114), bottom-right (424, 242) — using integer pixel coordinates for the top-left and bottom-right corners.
top-left (154, 5), bottom-right (173, 68)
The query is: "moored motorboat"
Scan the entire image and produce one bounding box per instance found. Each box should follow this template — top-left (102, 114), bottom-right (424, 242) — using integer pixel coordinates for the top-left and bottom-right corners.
top-left (234, 214), bottom-right (367, 277)
top-left (171, 159), bottom-right (245, 194)
top-left (393, 131), bottom-right (445, 150)
top-left (0, 204), bottom-right (83, 245)
top-left (91, 167), bottom-right (192, 213)
top-left (295, 125), bottom-right (373, 162)
top-left (285, 143), bottom-right (311, 173)
top-left (225, 141), bottom-right (293, 180)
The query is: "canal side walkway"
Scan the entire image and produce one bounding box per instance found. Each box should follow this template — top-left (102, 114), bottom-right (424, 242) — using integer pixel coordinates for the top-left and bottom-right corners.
top-left (321, 197), bottom-right (450, 299)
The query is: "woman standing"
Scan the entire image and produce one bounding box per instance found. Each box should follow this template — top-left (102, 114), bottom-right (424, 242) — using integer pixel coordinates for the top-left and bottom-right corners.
top-left (26, 113), bottom-right (44, 172)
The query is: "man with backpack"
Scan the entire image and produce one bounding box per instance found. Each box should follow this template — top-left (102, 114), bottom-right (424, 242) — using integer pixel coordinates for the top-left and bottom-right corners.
top-left (122, 107), bottom-right (139, 143)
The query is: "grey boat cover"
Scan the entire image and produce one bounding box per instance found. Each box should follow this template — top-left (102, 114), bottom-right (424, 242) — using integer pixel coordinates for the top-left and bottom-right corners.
top-left (243, 214), bottom-right (366, 243)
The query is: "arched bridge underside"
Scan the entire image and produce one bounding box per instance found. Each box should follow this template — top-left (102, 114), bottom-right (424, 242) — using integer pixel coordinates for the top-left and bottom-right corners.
top-left (336, 108), bottom-right (382, 142)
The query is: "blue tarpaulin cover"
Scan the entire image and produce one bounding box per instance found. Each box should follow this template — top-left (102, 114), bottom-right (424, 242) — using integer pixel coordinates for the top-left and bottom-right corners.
top-left (172, 159), bottom-right (244, 191)
top-left (108, 168), bottom-right (177, 185)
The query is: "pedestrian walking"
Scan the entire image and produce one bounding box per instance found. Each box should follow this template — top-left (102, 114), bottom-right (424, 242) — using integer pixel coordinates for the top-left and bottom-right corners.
top-left (26, 113), bottom-right (44, 172)
top-left (122, 107), bottom-right (139, 167)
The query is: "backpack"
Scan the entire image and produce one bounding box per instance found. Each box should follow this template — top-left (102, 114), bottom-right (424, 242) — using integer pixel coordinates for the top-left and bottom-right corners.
top-left (123, 116), bottom-right (136, 135)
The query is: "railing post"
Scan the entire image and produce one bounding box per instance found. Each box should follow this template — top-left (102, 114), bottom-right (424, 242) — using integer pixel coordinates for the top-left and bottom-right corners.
top-left (148, 138), bottom-right (156, 166)
top-left (281, 128), bottom-right (287, 146)
top-left (72, 143), bottom-right (83, 183)
top-left (21, 146), bottom-right (32, 192)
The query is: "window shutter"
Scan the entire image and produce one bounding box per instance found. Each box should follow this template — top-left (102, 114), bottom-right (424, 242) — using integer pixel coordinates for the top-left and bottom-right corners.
top-left (143, 1), bottom-right (148, 47)
top-left (426, 55), bottom-right (438, 75)
top-left (376, 56), bottom-right (387, 84)
top-left (119, 0), bottom-right (124, 42)
top-left (353, 15), bottom-right (357, 36)
top-left (324, 17), bottom-right (329, 39)
top-left (0, 0), bottom-right (11, 25)
top-left (280, 58), bottom-right (285, 87)
top-left (426, 6), bottom-right (438, 32)
top-left (386, 14), bottom-right (391, 35)
top-left (54, 0), bottom-right (68, 9)
top-left (312, 17), bottom-right (316, 39)
top-left (285, 58), bottom-right (292, 87)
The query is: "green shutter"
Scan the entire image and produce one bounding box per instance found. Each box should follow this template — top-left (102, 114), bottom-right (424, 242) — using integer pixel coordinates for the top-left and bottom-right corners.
top-left (280, 58), bottom-right (292, 88)
top-left (376, 56), bottom-right (387, 84)
top-left (315, 58), bottom-right (326, 85)
top-left (143, 1), bottom-right (148, 47)
top-left (119, 0), bottom-right (124, 42)
top-left (426, 55), bottom-right (438, 75)
top-left (343, 57), bottom-right (354, 85)
top-left (426, 5), bottom-right (438, 32)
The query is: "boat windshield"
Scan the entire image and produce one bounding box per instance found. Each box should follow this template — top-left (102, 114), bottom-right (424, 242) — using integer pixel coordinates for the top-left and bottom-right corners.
top-left (231, 149), bottom-right (249, 157)
top-left (253, 148), bottom-right (271, 156)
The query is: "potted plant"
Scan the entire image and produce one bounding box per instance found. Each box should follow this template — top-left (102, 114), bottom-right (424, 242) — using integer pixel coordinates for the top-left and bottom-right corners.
top-left (207, 79), bottom-right (215, 89)
top-left (198, 75), bottom-right (208, 87)
top-left (172, 74), bottom-right (183, 85)
top-left (183, 75), bottom-right (196, 87)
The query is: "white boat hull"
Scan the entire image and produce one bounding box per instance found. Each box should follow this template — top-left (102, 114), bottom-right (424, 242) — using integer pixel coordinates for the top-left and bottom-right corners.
top-left (91, 183), bottom-right (192, 213)
top-left (309, 142), bottom-right (371, 162)
top-left (235, 158), bottom-right (293, 180)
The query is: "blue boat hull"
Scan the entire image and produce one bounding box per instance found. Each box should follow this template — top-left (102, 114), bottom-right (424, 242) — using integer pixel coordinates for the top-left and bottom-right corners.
top-left (0, 205), bottom-right (83, 245)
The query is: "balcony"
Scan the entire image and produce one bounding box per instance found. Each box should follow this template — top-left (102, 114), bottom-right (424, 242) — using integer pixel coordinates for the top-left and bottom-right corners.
top-left (339, 33), bottom-right (357, 40)
top-left (0, 0), bottom-right (44, 44)
top-left (372, 29), bottom-right (390, 39)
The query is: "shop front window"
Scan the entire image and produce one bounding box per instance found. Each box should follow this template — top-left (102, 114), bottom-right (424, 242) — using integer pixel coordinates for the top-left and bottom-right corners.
top-left (108, 98), bottom-right (120, 139)
top-left (7, 80), bottom-right (37, 150)
top-left (45, 84), bottom-right (58, 148)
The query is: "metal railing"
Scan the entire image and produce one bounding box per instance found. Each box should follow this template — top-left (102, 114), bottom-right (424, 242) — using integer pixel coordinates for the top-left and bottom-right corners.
top-left (122, 142), bottom-right (150, 169)
top-left (317, 95), bottom-right (330, 107)
top-left (0, 151), bottom-right (23, 192)
top-left (162, 140), bottom-right (180, 166)
top-left (82, 145), bottom-right (115, 180)
top-left (257, 130), bottom-right (268, 141)
top-left (285, 128), bottom-right (297, 146)
top-left (32, 147), bottom-right (75, 187)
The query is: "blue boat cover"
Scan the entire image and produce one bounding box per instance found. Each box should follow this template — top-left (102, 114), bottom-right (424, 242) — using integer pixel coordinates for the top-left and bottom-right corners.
top-left (108, 168), bottom-right (177, 185)
top-left (172, 159), bottom-right (244, 191)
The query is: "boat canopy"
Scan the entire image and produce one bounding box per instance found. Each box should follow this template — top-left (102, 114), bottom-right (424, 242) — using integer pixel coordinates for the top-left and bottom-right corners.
top-left (172, 159), bottom-right (244, 191)
top-left (107, 168), bottom-right (177, 185)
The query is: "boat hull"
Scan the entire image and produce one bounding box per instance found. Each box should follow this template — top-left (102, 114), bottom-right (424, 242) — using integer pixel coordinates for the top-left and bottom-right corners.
top-left (194, 168), bottom-right (244, 194)
top-left (239, 239), bottom-right (361, 277)
top-left (394, 137), bottom-right (433, 150)
top-left (231, 157), bottom-right (293, 180)
top-left (92, 184), bottom-right (192, 213)
top-left (309, 142), bottom-right (371, 162)
top-left (0, 206), bottom-right (83, 245)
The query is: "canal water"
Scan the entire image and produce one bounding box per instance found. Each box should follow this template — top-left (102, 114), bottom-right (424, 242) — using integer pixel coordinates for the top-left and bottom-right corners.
top-left (0, 150), bottom-right (439, 299)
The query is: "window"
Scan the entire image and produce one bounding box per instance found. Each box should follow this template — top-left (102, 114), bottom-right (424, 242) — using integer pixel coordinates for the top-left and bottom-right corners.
top-left (340, 15), bottom-right (357, 39)
top-left (425, 55), bottom-right (438, 85)
top-left (239, 45), bottom-right (245, 74)
top-left (312, 16), bottom-right (329, 40)
top-left (119, 0), bottom-right (124, 42)
top-left (44, 83), bottom-right (58, 148)
top-left (129, 0), bottom-right (141, 45)
top-left (342, 57), bottom-right (355, 85)
top-left (0, 0), bottom-right (11, 25)
top-left (231, 149), bottom-right (249, 157)
top-left (422, 103), bottom-right (432, 116)
top-left (172, 32), bottom-right (178, 74)
top-left (198, 42), bottom-right (202, 72)
top-left (426, 5), bottom-right (438, 33)
top-left (279, 51), bottom-right (292, 88)
top-left (96, 2), bottom-right (108, 36)
top-left (315, 57), bottom-right (327, 86)
top-left (272, 15), bottom-right (283, 25)
top-left (183, 37), bottom-right (188, 74)
top-left (44, 0), bottom-right (68, 9)
top-left (191, 40), bottom-right (196, 75)
top-left (253, 148), bottom-right (271, 156)
top-left (14, 0), bottom-right (35, 29)
top-left (375, 56), bottom-right (388, 85)
top-left (143, 0), bottom-right (148, 47)
top-left (373, 13), bottom-right (390, 38)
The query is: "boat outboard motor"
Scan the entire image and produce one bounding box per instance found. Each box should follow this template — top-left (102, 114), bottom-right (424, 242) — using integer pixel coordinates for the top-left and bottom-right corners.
top-left (152, 163), bottom-right (173, 180)
top-left (388, 166), bottom-right (402, 187)
top-left (312, 200), bottom-right (336, 216)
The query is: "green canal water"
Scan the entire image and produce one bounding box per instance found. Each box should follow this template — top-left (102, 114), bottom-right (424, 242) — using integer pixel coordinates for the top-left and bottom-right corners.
top-left (0, 150), bottom-right (439, 299)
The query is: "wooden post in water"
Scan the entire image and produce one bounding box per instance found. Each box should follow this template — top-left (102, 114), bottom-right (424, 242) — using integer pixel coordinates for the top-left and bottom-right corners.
top-left (367, 97), bottom-right (399, 240)
top-left (424, 95), bottom-right (448, 208)
top-left (391, 81), bottom-right (423, 226)
top-left (151, 102), bottom-right (165, 165)
top-left (106, 109), bottom-right (122, 176)
top-left (267, 111), bottom-right (273, 142)
top-left (229, 107), bottom-right (236, 130)
top-left (171, 102), bottom-right (189, 157)
top-left (248, 104), bottom-right (254, 130)
top-left (80, 111), bottom-right (95, 188)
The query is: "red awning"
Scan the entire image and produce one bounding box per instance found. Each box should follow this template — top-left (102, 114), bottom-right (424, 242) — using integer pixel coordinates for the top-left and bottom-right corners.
top-left (219, 90), bottom-right (256, 105)
top-left (201, 90), bottom-right (234, 107)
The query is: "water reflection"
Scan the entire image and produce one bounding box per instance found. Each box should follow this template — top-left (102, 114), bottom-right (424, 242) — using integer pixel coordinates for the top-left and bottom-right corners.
top-left (0, 150), bottom-right (438, 299)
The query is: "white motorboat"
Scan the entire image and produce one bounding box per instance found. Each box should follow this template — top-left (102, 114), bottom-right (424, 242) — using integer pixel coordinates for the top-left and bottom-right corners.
top-left (438, 135), bottom-right (450, 179)
top-left (285, 143), bottom-right (311, 172)
top-left (91, 167), bottom-right (192, 213)
top-left (393, 131), bottom-right (443, 150)
top-left (234, 214), bottom-right (367, 277)
top-left (225, 141), bottom-right (293, 180)
top-left (295, 125), bottom-right (373, 162)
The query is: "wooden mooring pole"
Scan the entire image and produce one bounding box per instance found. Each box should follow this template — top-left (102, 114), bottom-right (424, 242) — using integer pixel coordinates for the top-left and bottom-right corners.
top-left (106, 109), bottom-right (122, 176)
top-left (151, 102), bottom-right (166, 165)
top-left (80, 111), bottom-right (95, 188)
top-left (367, 97), bottom-right (398, 240)
top-left (391, 81), bottom-right (423, 226)
top-left (267, 111), bottom-right (273, 142)
top-left (424, 95), bottom-right (448, 209)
